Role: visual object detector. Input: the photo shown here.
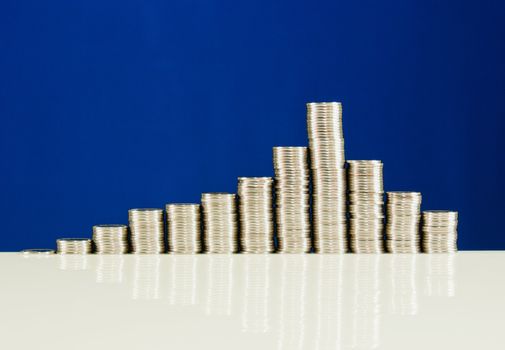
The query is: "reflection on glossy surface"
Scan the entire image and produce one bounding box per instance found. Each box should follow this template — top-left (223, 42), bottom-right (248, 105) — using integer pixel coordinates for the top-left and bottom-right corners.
top-left (314, 255), bottom-right (343, 349)
top-left (425, 253), bottom-right (455, 297)
top-left (59, 254), bottom-right (88, 271)
top-left (1, 252), bottom-right (504, 349)
top-left (206, 255), bottom-right (234, 316)
top-left (96, 255), bottom-right (124, 283)
top-left (133, 255), bottom-right (161, 300)
top-left (278, 255), bottom-right (307, 349)
top-left (169, 255), bottom-right (198, 306)
top-left (350, 255), bottom-right (381, 349)
top-left (242, 255), bottom-right (270, 333)
top-left (390, 254), bottom-right (418, 315)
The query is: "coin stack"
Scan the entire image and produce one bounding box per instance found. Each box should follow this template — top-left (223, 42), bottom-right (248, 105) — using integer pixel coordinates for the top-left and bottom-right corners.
top-left (56, 238), bottom-right (93, 254)
top-left (92, 224), bottom-right (129, 254)
top-left (386, 192), bottom-right (422, 253)
top-left (348, 160), bottom-right (385, 253)
top-left (422, 210), bottom-right (458, 253)
top-left (307, 102), bottom-right (347, 253)
top-left (237, 177), bottom-right (275, 253)
top-left (201, 193), bottom-right (238, 253)
top-left (273, 147), bottom-right (311, 253)
top-left (21, 249), bottom-right (55, 255)
top-left (166, 203), bottom-right (202, 254)
top-left (128, 208), bottom-right (165, 254)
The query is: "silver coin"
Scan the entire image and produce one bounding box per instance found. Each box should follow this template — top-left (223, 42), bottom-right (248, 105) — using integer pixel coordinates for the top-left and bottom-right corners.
top-left (348, 160), bottom-right (384, 253)
top-left (166, 203), bottom-right (201, 254)
top-left (202, 193), bottom-right (238, 253)
top-left (422, 210), bottom-right (458, 253)
top-left (93, 224), bottom-right (129, 254)
top-left (238, 177), bottom-right (274, 254)
top-left (385, 192), bottom-right (422, 253)
top-left (307, 102), bottom-right (347, 253)
top-left (273, 146), bottom-right (311, 253)
top-left (57, 238), bottom-right (93, 254)
top-left (21, 249), bottom-right (55, 255)
top-left (128, 208), bottom-right (165, 254)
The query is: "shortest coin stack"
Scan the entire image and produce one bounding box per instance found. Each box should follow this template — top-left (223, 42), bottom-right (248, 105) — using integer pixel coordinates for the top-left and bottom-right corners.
top-left (166, 204), bottom-right (202, 254)
top-left (386, 192), bottom-right (422, 253)
top-left (93, 225), bottom-right (129, 254)
top-left (422, 211), bottom-right (458, 253)
top-left (57, 238), bottom-right (93, 254)
top-left (21, 249), bottom-right (55, 255)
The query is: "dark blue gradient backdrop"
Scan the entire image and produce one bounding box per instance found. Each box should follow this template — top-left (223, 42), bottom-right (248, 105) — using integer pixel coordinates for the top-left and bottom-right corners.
top-left (1, 0), bottom-right (504, 251)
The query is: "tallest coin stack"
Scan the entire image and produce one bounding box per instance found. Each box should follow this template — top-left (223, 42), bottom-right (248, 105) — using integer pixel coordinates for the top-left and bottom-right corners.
top-left (307, 102), bottom-right (347, 253)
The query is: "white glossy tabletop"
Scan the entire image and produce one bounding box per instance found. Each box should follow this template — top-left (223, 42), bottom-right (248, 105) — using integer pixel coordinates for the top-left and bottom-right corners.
top-left (0, 252), bottom-right (503, 349)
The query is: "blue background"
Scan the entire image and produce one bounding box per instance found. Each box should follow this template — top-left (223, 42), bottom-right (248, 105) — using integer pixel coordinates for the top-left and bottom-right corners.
top-left (1, 0), bottom-right (504, 251)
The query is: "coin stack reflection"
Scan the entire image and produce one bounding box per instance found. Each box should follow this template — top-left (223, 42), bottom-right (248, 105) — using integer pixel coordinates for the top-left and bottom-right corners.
top-left (128, 209), bottom-right (165, 254)
top-left (348, 160), bottom-right (384, 253)
top-left (307, 102), bottom-right (347, 253)
top-left (238, 177), bottom-right (274, 253)
top-left (386, 192), bottom-right (422, 253)
top-left (92, 224), bottom-right (129, 254)
top-left (96, 255), bottom-right (125, 283)
top-left (273, 147), bottom-right (311, 253)
top-left (422, 210), bottom-right (458, 253)
top-left (166, 204), bottom-right (202, 254)
top-left (201, 193), bottom-right (238, 253)
top-left (56, 238), bottom-right (93, 254)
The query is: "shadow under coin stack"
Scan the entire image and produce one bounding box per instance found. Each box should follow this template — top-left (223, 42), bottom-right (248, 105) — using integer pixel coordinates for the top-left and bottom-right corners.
top-left (92, 224), bottom-right (129, 254)
top-left (422, 211), bottom-right (458, 253)
top-left (307, 102), bottom-right (347, 253)
top-left (201, 193), bottom-right (238, 253)
top-left (348, 160), bottom-right (385, 253)
top-left (166, 204), bottom-right (201, 254)
top-left (386, 192), bottom-right (422, 253)
top-left (273, 147), bottom-right (311, 253)
top-left (128, 209), bottom-right (165, 254)
top-left (57, 238), bottom-right (93, 254)
top-left (237, 177), bottom-right (275, 253)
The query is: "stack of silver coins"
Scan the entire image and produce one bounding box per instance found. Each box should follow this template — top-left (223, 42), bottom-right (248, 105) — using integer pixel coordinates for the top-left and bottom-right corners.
top-left (21, 249), bottom-right (55, 255)
top-left (92, 224), bottom-right (129, 254)
top-left (348, 160), bottom-right (385, 253)
top-left (237, 177), bottom-right (275, 253)
top-left (422, 210), bottom-right (458, 253)
top-left (201, 193), bottom-right (238, 253)
top-left (386, 192), bottom-right (422, 253)
top-left (56, 238), bottom-right (93, 254)
top-left (307, 102), bottom-right (347, 253)
top-left (166, 203), bottom-right (202, 254)
top-left (128, 208), bottom-right (165, 254)
top-left (273, 147), bottom-right (311, 253)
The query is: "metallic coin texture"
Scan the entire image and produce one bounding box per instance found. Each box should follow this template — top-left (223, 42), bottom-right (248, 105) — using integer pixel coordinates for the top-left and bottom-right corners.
top-left (238, 177), bottom-right (275, 253)
top-left (386, 192), bottom-right (422, 253)
top-left (201, 193), bottom-right (238, 253)
top-left (21, 103), bottom-right (461, 256)
top-left (57, 238), bottom-right (93, 254)
top-left (128, 208), bottom-right (165, 254)
top-left (307, 102), bottom-right (347, 253)
top-left (273, 146), bottom-right (311, 253)
top-left (166, 203), bottom-right (202, 254)
top-left (93, 224), bottom-right (129, 254)
top-left (422, 210), bottom-right (458, 253)
top-left (21, 249), bottom-right (55, 255)
top-left (348, 160), bottom-right (385, 253)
